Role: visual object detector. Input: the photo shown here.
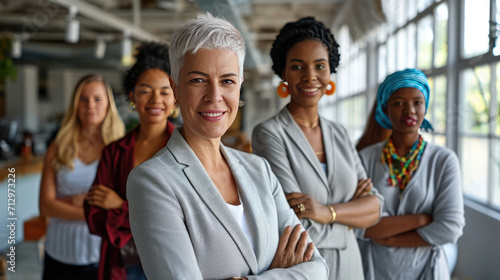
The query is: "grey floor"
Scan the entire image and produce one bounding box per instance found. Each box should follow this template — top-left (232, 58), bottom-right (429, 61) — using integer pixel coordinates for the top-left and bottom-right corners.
top-left (2, 241), bottom-right (469, 280)
top-left (3, 241), bottom-right (43, 280)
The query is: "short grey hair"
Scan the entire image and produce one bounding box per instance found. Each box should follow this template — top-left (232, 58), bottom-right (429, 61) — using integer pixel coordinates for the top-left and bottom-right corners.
top-left (169, 12), bottom-right (246, 84)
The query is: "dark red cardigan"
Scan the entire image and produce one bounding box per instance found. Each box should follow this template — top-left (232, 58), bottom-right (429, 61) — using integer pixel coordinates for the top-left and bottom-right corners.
top-left (84, 121), bottom-right (175, 280)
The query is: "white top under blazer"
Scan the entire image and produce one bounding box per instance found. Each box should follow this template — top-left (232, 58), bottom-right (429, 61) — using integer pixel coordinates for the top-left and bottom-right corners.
top-left (127, 128), bottom-right (328, 280)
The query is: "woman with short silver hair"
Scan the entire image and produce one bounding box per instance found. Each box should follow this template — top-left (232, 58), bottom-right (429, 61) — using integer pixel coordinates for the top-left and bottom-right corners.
top-left (127, 13), bottom-right (328, 280)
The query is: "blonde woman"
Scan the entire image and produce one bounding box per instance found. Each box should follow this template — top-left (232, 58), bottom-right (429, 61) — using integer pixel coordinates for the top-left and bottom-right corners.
top-left (39, 74), bottom-right (124, 280)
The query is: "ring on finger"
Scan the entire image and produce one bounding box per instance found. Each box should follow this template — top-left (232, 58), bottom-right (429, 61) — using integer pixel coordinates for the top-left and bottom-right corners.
top-left (297, 203), bottom-right (306, 212)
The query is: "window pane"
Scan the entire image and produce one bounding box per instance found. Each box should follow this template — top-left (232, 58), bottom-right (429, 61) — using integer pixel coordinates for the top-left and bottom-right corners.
top-left (377, 23), bottom-right (388, 44)
top-left (378, 44), bottom-right (387, 82)
top-left (461, 137), bottom-right (489, 203)
top-left (433, 75), bottom-right (447, 133)
top-left (417, 16), bottom-right (433, 70)
top-left (353, 96), bottom-right (367, 140)
top-left (426, 77), bottom-right (435, 129)
top-left (434, 3), bottom-right (448, 68)
top-left (463, 0), bottom-right (489, 58)
top-left (339, 99), bottom-right (352, 129)
top-left (497, 63), bottom-right (500, 135)
top-left (434, 135), bottom-right (446, 146)
top-left (407, 23), bottom-right (416, 68)
top-left (422, 132), bottom-right (446, 146)
top-left (417, 0), bottom-right (433, 12)
top-left (357, 51), bottom-right (367, 92)
top-left (461, 66), bottom-right (491, 135)
top-left (397, 29), bottom-right (407, 70)
top-left (396, 0), bottom-right (406, 27)
top-left (407, 0), bottom-right (417, 20)
top-left (388, 35), bottom-right (396, 74)
top-left (495, 0), bottom-right (500, 56)
top-left (492, 139), bottom-right (500, 209)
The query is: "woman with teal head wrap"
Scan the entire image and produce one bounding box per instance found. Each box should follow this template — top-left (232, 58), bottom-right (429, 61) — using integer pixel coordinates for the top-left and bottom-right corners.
top-left (357, 69), bottom-right (465, 280)
top-left (375, 68), bottom-right (434, 132)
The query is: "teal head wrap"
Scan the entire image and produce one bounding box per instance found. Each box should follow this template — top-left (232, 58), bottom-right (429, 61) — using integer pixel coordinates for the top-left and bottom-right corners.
top-left (375, 68), bottom-right (434, 131)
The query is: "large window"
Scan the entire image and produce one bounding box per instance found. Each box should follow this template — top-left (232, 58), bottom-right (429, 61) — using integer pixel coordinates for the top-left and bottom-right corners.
top-left (320, 25), bottom-right (367, 138)
top-left (457, 0), bottom-right (500, 209)
top-left (463, 0), bottom-right (490, 58)
top-left (334, 0), bottom-right (500, 211)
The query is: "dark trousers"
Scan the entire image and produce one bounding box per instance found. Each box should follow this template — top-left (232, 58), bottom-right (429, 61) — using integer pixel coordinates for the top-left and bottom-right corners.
top-left (42, 251), bottom-right (98, 280)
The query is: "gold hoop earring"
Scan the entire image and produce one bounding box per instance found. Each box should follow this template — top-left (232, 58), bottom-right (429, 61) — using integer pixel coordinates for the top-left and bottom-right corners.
top-left (277, 81), bottom-right (289, 98)
top-left (325, 80), bottom-right (336, 96)
top-left (129, 101), bottom-right (136, 110)
top-left (170, 107), bottom-right (180, 118)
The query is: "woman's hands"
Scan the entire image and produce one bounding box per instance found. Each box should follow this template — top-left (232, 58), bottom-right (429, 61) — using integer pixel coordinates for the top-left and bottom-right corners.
top-left (59, 193), bottom-right (87, 207)
top-left (286, 193), bottom-right (332, 224)
top-left (351, 178), bottom-right (373, 200)
top-left (268, 224), bottom-right (314, 270)
top-left (86, 184), bottom-right (124, 210)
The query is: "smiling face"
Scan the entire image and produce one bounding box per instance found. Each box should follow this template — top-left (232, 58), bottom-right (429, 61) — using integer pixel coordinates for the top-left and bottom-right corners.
top-left (78, 81), bottom-right (109, 128)
top-left (282, 39), bottom-right (331, 108)
top-left (129, 68), bottom-right (176, 126)
top-left (385, 87), bottom-right (426, 134)
top-left (175, 48), bottom-right (241, 141)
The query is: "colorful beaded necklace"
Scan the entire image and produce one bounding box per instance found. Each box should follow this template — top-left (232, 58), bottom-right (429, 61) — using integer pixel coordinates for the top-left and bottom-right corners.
top-left (381, 135), bottom-right (426, 191)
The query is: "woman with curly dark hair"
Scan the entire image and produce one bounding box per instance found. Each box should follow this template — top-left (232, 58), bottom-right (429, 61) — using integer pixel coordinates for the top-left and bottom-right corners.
top-left (84, 42), bottom-right (176, 280)
top-left (252, 17), bottom-right (383, 279)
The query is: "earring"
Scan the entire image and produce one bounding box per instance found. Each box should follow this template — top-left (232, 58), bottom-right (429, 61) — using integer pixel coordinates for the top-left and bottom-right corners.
top-left (325, 80), bottom-right (336, 96)
top-left (277, 81), bottom-right (289, 98)
top-left (170, 107), bottom-right (180, 118)
top-left (129, 101), bottom-right (136, 110)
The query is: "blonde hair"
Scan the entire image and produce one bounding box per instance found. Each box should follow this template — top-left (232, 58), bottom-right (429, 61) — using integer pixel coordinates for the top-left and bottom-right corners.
top-left (54, 74), bottom-right (125, 169)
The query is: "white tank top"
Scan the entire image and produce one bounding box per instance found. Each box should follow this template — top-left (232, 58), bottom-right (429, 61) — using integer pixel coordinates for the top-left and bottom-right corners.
top-left (44, 158), bottom-right (101, 265)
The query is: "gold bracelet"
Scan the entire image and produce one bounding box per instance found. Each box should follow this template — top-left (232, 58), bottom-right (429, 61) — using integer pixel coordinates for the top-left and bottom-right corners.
top-left (328, 206), bottom-right (336, 224)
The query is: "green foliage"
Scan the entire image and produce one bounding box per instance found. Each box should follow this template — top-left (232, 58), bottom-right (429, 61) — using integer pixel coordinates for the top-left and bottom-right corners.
top-left (0, 33), bottom-right (18, 83)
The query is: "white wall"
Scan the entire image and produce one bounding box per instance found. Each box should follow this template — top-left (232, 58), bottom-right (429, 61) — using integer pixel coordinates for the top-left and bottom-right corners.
top-left (455, 200), bottom-right (500, 279)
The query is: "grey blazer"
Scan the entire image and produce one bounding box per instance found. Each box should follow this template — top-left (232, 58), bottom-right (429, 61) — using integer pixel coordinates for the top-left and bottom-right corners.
top-left (127, 129), bottom-right (328, 280)
top-left (252, 107), bottom-right (383, 280)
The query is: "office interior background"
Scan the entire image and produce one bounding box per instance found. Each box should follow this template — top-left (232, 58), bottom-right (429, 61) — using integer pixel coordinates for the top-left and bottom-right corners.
top-left (0, 0), bottom-right (499, 279)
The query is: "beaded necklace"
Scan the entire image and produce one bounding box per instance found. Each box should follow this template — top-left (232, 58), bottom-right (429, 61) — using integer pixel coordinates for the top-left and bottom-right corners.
top-left (381, 135), bottom-right (426, 191)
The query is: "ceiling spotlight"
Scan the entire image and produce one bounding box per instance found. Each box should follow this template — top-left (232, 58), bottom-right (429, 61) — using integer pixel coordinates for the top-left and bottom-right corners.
top-left (11, 36), bottom-right (22, 58)
top-left (121, 31), bottom-right (133, 66)
top-left (121, 31), bottom-right (132, 56)
top-left (95, 37), bottom-right (106, 59)
top-left (65, 6), bottom-right (80, 43)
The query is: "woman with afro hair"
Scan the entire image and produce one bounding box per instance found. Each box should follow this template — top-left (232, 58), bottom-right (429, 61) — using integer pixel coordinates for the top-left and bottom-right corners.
top-left (84, 42), bottom-right (177, 280)
top-left (252, 17), bottom-right (383, 280)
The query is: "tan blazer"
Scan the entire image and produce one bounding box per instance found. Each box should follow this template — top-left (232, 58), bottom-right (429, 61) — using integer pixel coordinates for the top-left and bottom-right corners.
top-left (127, 129), bottom-right (328, 280)
top-left (252, 107), bottom-right (383, 280)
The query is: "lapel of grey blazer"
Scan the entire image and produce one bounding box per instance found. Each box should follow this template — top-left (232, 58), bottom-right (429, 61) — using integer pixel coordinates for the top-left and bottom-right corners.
top-left (280, 108), bottom-right (330, 191)
top-left (321, 120), bottom-right (336, 194)
top-left (221, 146), bottom-right (269, 272)
top-left (167, 129), bottom-right (259, 274)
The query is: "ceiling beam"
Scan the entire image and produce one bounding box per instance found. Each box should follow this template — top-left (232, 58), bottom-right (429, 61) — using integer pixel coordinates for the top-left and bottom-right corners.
top-left (331, 0), bottom-right (355, 32)
top-left (49, 0), bottom-right (160, 42)
top-left (195, 0), bottom-right (268, 74)
top-left (252, 0), bottom-right (346, 4)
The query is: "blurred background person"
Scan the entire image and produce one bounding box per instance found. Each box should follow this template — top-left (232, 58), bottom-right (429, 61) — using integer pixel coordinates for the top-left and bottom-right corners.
top-left (85, 42), bottom-right (176, 280)
top-left (39, 74), bottom-right (125, 280)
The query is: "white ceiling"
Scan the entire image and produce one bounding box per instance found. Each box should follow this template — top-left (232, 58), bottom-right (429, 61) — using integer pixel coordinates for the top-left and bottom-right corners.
top-left (0, 0), bottom-right (385, 74)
